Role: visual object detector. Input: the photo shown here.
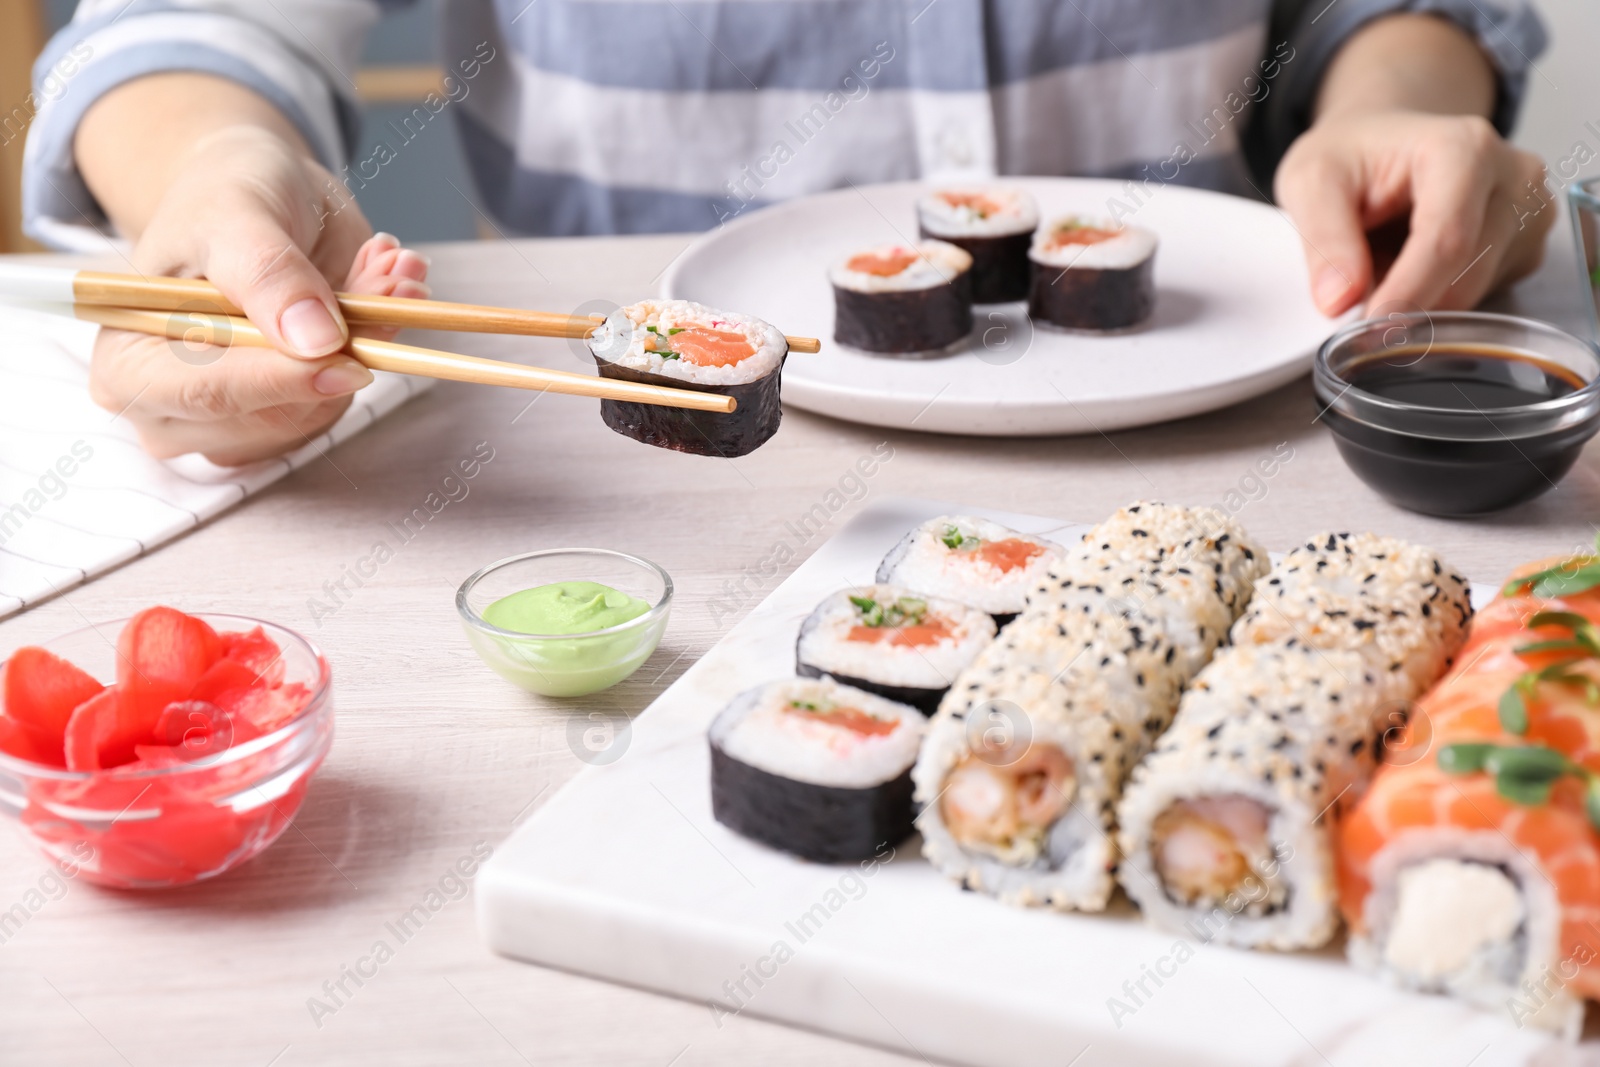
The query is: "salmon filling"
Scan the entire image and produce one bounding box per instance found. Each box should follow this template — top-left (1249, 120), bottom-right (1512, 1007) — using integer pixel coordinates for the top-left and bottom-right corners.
top-left (847, 249), bottom-right (918, 276)
top-left (783, 700), bottom-right (899, 737)
top-left (846, 617), bottom-right (954, 648)
top-left (649, 327), bottom-right (755, 367)
top-left (1044, 224), bottom-right (1119, 250)
top-left (975, 538), bottom-right (1045, 573)
top-left (1151, 795), bottom-right (1274, 904)
top-left (941, 743), bottom-right (1075, 857)
top-left (938, 191), bottom-right (1004, 217)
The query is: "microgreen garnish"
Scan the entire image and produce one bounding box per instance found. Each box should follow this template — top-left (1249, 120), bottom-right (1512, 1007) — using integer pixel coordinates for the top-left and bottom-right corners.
top-left (1439, 741), bottom-right (1600, 824)
top-left (849, 595), bottom-right (928, 628)
top-left (1501, 534), bottom-right (1600, 597)
top-left (1495, 610), bottom-right (1600, 734)
top-left (789, 700), bottom-right (823, 712)
top-left (940, 525), bottom-right (980, 551)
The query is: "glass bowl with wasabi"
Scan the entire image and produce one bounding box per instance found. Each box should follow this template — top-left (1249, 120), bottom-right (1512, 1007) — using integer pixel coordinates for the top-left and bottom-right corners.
top-left (456, 549), bottom-right (672, 697)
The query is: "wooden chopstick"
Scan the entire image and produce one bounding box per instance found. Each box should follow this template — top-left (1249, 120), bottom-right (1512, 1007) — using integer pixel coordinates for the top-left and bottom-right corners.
top-left (67, 269), bottom-right (823, 353)
top-left (72, 305), bottom-right (738, 414)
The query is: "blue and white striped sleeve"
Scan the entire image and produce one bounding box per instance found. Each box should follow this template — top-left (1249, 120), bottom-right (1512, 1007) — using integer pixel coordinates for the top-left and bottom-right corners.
top-left (1255, 0), bottom-right (1549, 175)
top-left (22, 0), bottom-right (392, 250)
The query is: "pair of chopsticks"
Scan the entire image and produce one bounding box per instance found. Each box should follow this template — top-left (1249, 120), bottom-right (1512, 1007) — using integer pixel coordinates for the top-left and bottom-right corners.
top-left (0, 264), bottom-right (821, 413)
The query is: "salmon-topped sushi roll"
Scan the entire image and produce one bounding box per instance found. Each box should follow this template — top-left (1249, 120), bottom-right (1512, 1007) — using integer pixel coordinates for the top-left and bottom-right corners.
top-left (795, 585), bottom-right (997, 715)
top-left (916, 187), bottom-right (1039, 303)
top-left (876, 515), bottom-right (1064, 627)
top-left (1028, 215), bottom-right (1156, 331)
top-left (588, 299), bottom-right (787, 457)
top-left (830, 240), bottom-right (974, 355)
top-left (1340, 566), bottom-right (1600, 1036)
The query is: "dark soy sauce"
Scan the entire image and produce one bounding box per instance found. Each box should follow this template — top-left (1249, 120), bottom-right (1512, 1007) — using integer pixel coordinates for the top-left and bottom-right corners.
top-left (1322, 343), bottom-right (1594, 516)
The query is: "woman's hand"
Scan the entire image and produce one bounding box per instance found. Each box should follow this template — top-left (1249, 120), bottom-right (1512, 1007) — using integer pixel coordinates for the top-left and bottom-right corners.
top-left (83, 125), bottom-right (429, 466)
top-left (1274, 12), bottom-right (1552, 316)
top-left (1276, 110), bottom-right (1552, 316)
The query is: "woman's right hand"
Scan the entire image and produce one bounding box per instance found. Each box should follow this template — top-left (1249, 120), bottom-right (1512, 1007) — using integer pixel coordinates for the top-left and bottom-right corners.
top-left (85, 125), bottom-right (429, 466)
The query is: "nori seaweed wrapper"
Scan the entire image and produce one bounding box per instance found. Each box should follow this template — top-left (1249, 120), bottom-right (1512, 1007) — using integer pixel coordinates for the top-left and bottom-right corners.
top-left (918, 227), bottom-right (1033, 304)
top-left (1028, 255), bottom-right (1154, 331)
top-left (593, 351), bottom-right (786, 458)
top-left (833, 272), bottom-right (974, 354)
top-left (710, 743), bottom-right (916, 863)
top-left (794, 659), bottom-right (945, 717)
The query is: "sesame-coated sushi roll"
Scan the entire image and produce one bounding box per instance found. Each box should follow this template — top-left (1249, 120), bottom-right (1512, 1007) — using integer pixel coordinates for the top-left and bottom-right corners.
top-left (1232, 532), bottom-right (1473, 704)
top-left (876, 516), bottom-right (1064, 626)
top-left (588, 299), bottom-right (786, 457)
top-left (830, 241), bottom-right (974, 355)
top-left (1028, 216), bottom-right (1156, 331)
top-left (1037, 501), bottom-right (1266, 618)
top-left (916, 188), bottom-right (1039, 303)
top-left (795, 586), bottom-right (997, 715)
top-left (1116, 532), bottom-right (1471, 949)
top-left (709, 678), bottom-right (924, 863)
top-left (1117, 645), bottom-right (1389, 950)
top-left (914, 607), bottom-right (1186, 909)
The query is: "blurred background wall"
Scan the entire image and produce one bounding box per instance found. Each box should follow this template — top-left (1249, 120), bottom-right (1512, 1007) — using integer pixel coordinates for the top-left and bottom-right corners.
top-left (2, 0), bottom-right (1597, 253)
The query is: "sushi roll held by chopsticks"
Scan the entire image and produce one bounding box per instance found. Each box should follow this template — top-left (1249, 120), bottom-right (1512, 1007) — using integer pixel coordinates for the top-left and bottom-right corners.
top-left (830, 241), bottom-right (974, 355)
top-left (587, 299), bottom-right (787, 457)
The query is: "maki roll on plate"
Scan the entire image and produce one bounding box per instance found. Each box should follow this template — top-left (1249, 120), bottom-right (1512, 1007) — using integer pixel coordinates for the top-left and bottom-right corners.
top-left (916, 188), bottom-right (1039, 304)
top-left (588, 299), bottom-right (786, 457)
top-left (1028, 216), bottom-right (1157, 332)
top-left (830, 241), bottom-right (974, 356)
top-left (709, 678), bottom-right (924, 863)
top-left (796, 585), bottom-right (997, 714)
top-left (876, 516), bottom-right (1064, 626)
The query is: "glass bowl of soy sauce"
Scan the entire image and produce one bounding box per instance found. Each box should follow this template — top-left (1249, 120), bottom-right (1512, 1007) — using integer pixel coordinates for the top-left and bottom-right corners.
top-left (1314, 311), bottom-right (1600, 516)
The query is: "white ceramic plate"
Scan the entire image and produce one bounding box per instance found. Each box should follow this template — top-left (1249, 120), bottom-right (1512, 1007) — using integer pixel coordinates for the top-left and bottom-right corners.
top-left (477, 498), bottom-right (1539, 1067)
top-left (661, 178), bottom-right (1343, 436)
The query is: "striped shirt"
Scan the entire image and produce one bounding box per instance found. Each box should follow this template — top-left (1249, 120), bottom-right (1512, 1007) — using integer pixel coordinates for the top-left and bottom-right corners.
top-left (22, 0), bottom-right (1546, 246)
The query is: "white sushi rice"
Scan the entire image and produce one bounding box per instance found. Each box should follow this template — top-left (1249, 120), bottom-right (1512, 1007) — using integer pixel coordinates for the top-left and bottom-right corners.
top-left (877, 516), bottom-right (1065, 616)
top-left (587, 298), bottom-right (786, 385)
top-left (828, 240), bottom-right (974, 293)
top-left (796, 585), bottom-right (996, 689)
top-left (1029, 216), bottom-right (1158, 271)
top-left (711, 677), bottom-right (924, 789)
top-left (916, 188), bottom-right (1040, 238)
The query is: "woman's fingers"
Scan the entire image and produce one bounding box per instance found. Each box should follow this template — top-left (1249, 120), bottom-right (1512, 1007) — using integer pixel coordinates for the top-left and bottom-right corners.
top-left (1365, 118), bottom-right (1499, 313)
top-left (1274, 141), bottom-right (1374, 316)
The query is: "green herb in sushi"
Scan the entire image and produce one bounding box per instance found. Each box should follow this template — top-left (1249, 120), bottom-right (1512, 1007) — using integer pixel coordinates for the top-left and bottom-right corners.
top-left (939, 525), bottom-right (980, 551)
top-left (849, 595), bottom-right (928, 628)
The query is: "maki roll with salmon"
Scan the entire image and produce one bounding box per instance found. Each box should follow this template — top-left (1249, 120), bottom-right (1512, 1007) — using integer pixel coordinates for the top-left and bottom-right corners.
top-left (830, 241), bottom-right (974, 355)
top-left (588, 299), bottom-right (786, 457)
top-left (796, 585), bottom-right (997, 714)
top-left (876, 516), bottom-right (1064, 626)
top-left (1116, 532), bottom-right (1471, 950)
top-left (709, 677), bottom-right (925, 863)
top-left (916, 188), bottom-right (1039, 303)
top-left (1028, 216), bottom-right (1157, 332)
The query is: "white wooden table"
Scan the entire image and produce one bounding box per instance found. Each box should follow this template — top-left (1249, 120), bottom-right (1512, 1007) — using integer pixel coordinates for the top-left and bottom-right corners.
top-left (1, 226), bottom-right (1596, 1067)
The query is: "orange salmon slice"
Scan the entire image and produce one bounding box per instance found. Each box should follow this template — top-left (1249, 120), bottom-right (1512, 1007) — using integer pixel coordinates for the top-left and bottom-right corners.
top-left (847, 249), bottom-right (917, 276)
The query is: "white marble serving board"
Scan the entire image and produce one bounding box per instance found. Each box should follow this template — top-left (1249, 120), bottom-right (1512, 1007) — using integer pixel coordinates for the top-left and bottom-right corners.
top-left (476, 497), bottom-right (1561, 1067)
